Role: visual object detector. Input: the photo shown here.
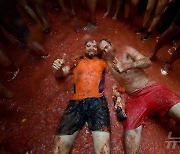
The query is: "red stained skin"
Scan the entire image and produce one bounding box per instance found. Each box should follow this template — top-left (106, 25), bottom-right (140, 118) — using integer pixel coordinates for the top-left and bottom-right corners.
top-left (0, 1), bottom-right (180, 153)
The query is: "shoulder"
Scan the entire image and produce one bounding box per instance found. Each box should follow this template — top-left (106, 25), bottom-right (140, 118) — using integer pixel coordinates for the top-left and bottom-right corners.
top-left (95, 58), bottom-right (107, 67)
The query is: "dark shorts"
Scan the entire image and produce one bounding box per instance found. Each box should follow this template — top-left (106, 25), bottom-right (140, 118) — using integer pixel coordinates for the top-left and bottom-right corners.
top-left (57, 96), bottom-right (111, 135)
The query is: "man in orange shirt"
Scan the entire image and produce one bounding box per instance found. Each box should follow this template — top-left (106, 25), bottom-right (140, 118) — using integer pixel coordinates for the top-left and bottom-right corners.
top-left (52, 40), bottom-right (110, 154)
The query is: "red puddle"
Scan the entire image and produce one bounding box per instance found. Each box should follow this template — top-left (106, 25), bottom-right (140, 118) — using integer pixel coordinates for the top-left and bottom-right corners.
top-left (0, 2), bottom-right (180, 154)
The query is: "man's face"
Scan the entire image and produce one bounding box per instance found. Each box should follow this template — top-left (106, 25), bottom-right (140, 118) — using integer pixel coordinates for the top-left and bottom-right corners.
top-left (84, 40), bottom-right (98, 58)
top-left (98, 40), bottom-right (113, 55)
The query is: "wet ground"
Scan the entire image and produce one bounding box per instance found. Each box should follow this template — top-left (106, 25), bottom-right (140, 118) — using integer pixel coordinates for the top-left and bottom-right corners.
top-left (0, 2), bottom-right (180, 154)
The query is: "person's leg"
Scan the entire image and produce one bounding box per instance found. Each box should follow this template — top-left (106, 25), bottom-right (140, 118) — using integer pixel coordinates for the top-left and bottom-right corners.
top-left (168, 103), bottom-right (180, 135)
top-left (142, 0), bottom-right (169, 40)
top-left (33, 0), bottom-right (50, 33)
top-left (58, 0), bottom-right (69, 19)
top-left (70, 0), bottom-right (76, 16)
top-left (135, 0), bottom-right (157, 34)
top-left (104, 0), bottom-right (112, 18)
top-left (167, 41), bottom-right (180, 64)
top-left (130, 0), bottom-right (141, 22)
top-left (0, 83), bottom-right (13, 99)
top-left (86, 0), bottom-right (97, 25)
top-left (150, 23), bottom-right (180, 60)
top-left (112, 0), bottom-right (122, 20)
top-left (148, 0), bottom-right (169, 32)
top-left (92, 131), bottom-right (110, 154)
top-left (124, 125), bottom-right (142, 154)
top-left (143, 0), bottom-right (157, 28)
top-left (18, 0), bottom-right (41, 25)
top-left (54, 131), bottom-right (78, 154)
top-left (124, 0), bottom-right (131, 19)
top-left (0, 49), bottom-right (11, 67)
top-left (161, 41), bottom-right (180, 75)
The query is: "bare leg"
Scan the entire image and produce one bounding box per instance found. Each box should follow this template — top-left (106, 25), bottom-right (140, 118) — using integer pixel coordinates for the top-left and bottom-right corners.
top-left (167, 40), bottom-right (180, 65)
top-left (150, 23), bottom-right (180, 60)
top-left (142, 0), bottom-right (169, 40)
top-left (168, 103), bottom-right (180, 135)
top-left (104, 0), bottom-right (112, 18)
top-left (92, 131), bottom-right (110, 154)
top-left (0, 83), bottom-right (13, 99)
top-left (86, 0), bottom-right (97, 25)
top-left (161, 40), bottom-right (180, 75)
top-left (124, 0), bottom-right (131, 19)
top-left (130, 0), bottom-right (141, 22)
top-left (148, 0), bottom-right (169, 32)
top-left (18, 0), bottom-right (41, 25)
top-left (70, 0), bottom-right (76, 16)
top-left (0, 49), bottom-right (11, 67)
top-left (53, 131), bottom-right (78, 154)
top-left (33, 0), bottom-right (50, 33)
top-left (124, 125), bottom-right (142, 154)
top-left (58, 0), bottom-right (69, 19)
top-left (142, 0), bottom-right (157, 29)
top-left (112, 0), bottom-right (122, 20)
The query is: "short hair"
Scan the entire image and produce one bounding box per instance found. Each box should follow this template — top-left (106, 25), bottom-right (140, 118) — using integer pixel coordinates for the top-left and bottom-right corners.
top-left (99, 39), bottom-right (112, 46)
top-left (84, 39), bottom-right (96, 46)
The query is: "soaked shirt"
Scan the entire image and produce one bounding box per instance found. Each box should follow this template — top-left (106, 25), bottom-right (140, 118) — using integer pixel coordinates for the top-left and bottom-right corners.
top-left (72, 57), bottom-right (106, 100)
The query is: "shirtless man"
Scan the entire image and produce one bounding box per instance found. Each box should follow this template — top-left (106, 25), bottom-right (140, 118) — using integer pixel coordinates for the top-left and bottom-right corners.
top-left (135, 0), bottom-right (169, 41)
top-left (18, 0), bottom-right (50, 33)
top-left (98, 39), bottom-right (180, 154)
top-left (52, 40), bottom-right (110, 154)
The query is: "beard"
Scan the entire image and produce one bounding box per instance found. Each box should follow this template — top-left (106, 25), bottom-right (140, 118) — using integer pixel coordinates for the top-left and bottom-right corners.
top-left (85, 51), bottom-right (97, 59)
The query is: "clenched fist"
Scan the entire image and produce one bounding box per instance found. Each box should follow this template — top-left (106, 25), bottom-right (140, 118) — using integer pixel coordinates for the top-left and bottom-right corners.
top-left (52, 59), bottom-right (65, 71)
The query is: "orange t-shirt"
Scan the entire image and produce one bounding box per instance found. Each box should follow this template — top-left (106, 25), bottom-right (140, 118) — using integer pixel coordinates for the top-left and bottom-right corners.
top-left (72, 57), bottom-right (107, 100)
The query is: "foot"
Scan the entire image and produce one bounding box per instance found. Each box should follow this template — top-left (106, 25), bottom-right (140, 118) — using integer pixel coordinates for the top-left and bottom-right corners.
top-left (135, 27), bottom-right (145, 34)
top-left (141, 32), bottom-right (151, 41)
top-left (27, 41), bottom-right (48, 57)
top-left (161, 63), bottom-right (171, 75)
top-left (72, 9), bottom-right (76, 16)
top-left (1, 64), bottom-right (19, 81)
top-left (103, 12), bottom-right (109, 18)
top-left (51, 2), bottom-right (59, 11)
top-left (112, 14), bottom-right (117, 20)
top-left (43, 27), bottom-right (51, 34)
top-left (2, 89), bottom-right (13, 99)
top-left (74, 27), bottom-right (81, 33)
top-left (83, 25), bottom-right (97, 31)
top-left (168, 46), bottom-right (176, 55)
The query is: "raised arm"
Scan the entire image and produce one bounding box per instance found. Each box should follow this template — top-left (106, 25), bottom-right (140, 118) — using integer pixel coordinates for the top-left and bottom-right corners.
top-left (52, 59), bottom-right (71, 79)
top-left (125, 46), bottom-right (152, 69)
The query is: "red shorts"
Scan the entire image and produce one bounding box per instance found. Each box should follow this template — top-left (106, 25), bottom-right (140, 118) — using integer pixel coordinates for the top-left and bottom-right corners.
top-left (123, 83), bottom-right (180, 131)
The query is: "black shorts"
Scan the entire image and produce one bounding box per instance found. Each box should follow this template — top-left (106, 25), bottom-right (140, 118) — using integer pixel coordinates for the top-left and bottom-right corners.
top-left (57, 96), bottom-right (110, 135)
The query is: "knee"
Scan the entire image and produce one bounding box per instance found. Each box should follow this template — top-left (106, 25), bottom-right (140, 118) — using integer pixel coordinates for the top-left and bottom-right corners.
top-left (168, 103), bottom-right (180, 123)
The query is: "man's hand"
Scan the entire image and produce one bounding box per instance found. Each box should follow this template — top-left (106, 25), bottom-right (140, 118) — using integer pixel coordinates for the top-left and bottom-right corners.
top-left (52, 59), bottom-right (65, 71)
top-left (112, 59), bottom-right (133, 73)
top-left (52, 58), bottom-right (71, 78)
